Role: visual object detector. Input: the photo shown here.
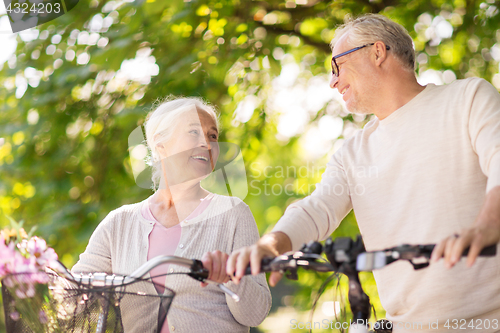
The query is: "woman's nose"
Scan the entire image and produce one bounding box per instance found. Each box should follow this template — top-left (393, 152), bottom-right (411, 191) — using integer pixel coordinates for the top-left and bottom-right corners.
top-left (199, 134), bottom-right (211, 149)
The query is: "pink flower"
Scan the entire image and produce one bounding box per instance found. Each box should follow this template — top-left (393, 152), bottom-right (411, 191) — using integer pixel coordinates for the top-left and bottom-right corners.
top-left (10, 255), bottom-right (37, 276)
top-left (26, 284), bottom-right (35, 298)
top-left (2, 275), bottom-right (15, 288)
top-left (25, 237), bottom-right (58, 267)
top-left (3, 254), bottom-right (39, 299)
top-left (0, 238), bottom-right (17, 277)
top-left (39, 247), bottom-right (58, 266)
top-left (15, 288), bottom-right (27, 298)
top-left (9, 311), bottom-right (20, 321)
top-left (39, 310), bottom-right (48, 324)
top-left (0, 234), bottom-right (59, 301)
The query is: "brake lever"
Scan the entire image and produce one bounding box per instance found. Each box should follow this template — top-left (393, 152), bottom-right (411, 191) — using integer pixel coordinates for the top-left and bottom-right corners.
top-left (267, 253), bottom-right (299, 280)
top-left (203, 280), bottom-right (240, 302)
top-left (189, 260), bottom-right (240, 302)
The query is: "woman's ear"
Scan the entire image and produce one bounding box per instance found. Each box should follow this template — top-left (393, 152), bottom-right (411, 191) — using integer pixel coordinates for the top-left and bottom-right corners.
top-left (156, 143), bottom-right (166, 157)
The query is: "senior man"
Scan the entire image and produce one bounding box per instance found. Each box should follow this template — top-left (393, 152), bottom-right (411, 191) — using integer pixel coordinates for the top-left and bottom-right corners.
top-left (227, 14), bottom-right (500, 332)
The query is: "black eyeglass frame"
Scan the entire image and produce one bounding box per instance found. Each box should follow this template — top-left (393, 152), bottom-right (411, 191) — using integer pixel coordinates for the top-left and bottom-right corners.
top-left (331, 43), bottom-right (391, 77)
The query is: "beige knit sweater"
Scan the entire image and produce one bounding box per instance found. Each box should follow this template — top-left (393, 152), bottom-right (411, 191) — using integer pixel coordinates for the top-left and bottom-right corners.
top-left (72, 194), bottom-right (271, 333)
top-left (273, 78), bottom-right (500, 332)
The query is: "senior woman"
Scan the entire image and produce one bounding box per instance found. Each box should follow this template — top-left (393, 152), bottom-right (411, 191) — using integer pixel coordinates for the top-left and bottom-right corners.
top-left (72, 97), bottom-right (271, 333)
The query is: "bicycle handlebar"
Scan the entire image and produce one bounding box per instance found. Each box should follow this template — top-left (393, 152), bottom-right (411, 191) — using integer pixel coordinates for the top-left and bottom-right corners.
top-left (357, 242), bottom-right (497, 271)
top-left (48, 255), bottom-right (240, 301)
top-left (127, 256), bottom-right (198, 281)
top-left (243, 236), bottom-right (497, 333)
top-left (245, 239), bottom-right (497, 276)
top-left (243, 253), bottom-right (334, 277)
top-left (49, 256), bottom-right (205, 286)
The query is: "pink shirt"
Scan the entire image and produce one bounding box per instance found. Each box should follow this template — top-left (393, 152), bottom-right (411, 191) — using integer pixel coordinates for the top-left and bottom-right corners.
top-left (142, 194), bottom-right (214, 333)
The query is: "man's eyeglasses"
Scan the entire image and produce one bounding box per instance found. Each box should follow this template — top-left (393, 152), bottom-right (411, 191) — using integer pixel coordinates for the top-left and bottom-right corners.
top-left (331, 43), bottom-right (390, 77)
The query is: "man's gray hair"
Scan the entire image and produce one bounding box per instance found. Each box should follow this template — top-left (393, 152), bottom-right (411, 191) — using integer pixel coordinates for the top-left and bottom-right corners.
top-left (330, 14), bottom-right (415, 71)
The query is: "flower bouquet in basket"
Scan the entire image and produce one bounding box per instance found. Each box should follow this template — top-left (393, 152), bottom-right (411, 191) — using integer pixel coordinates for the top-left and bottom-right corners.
top-left (0, 217), bottom-right (61, 332)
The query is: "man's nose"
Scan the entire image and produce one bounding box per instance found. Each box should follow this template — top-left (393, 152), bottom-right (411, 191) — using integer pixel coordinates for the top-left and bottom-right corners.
top-left (330, 74), bottom-right (339, 89)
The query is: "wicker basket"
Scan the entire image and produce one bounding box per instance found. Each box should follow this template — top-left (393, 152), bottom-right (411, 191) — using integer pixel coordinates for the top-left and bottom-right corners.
top-left (1, 272), bottom-right (174, 333)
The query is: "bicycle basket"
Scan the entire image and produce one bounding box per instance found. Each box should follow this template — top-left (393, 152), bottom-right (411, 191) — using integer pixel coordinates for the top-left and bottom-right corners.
top-left (2, 272), bottom-right (175, 333)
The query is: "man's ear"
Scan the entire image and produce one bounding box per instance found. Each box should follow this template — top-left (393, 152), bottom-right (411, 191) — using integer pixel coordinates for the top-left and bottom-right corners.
top-left (373, 41), bottom-right (388, 67)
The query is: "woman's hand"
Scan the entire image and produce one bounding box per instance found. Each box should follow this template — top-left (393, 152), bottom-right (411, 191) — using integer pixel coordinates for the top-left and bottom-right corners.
top-left (200, 250), bottom-right (231, 287)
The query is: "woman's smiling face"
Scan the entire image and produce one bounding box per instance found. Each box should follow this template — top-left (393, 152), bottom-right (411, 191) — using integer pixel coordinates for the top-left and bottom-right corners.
top-left (157, 106), bottom-right (219, 186)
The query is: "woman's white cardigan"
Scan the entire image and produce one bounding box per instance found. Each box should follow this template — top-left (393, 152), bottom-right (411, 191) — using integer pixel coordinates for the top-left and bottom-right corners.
top-left (72, 195), bottom-right (271, 333)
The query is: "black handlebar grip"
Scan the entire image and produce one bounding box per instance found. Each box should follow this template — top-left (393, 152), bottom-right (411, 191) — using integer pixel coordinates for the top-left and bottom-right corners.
top-left (244, 257), bottom-right (275, 275)
top-left (464, 244), bottom-right (497, 257)
top-left (424, 243), bottom-right (497, 258)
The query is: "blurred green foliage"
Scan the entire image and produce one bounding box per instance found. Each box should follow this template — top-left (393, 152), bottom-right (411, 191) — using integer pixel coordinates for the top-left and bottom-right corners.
top-left (1, 0), bottom-right (500, 331)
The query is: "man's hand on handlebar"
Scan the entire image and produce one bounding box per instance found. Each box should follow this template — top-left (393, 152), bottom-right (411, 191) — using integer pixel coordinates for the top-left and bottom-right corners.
top-left (431, 186), bottom-right (500, 268)
top-left (226, 232), bottom-right (292, 287)
top-left (431, 225), bottom-right (500, 269)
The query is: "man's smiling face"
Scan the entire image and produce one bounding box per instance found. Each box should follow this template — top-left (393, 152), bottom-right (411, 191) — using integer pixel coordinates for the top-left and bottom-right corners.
top-left (330, 34), bottom-right (379, 115)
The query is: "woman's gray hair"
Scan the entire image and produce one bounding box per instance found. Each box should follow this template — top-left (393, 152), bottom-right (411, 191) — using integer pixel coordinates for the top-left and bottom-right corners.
top-left (330, 14), bottom-right (415, 71)
top-left (144, 96), bottom-right (219, 190)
